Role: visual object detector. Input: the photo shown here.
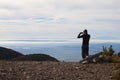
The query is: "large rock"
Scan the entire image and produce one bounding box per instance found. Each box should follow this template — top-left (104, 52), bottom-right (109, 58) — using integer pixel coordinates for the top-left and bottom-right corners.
top-left (13, 54), bottom-right (59, 62)
top-left (80, 52), bottom-right (112, 64)
top-left (0, 47), bottom-right (23, 60)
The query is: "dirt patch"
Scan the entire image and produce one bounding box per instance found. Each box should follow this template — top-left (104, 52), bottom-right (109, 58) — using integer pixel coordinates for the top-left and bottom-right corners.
top-left (0, 61), bottom-right (116, 80)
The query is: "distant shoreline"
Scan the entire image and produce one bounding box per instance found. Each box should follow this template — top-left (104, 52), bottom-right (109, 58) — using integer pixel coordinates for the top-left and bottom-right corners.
top-left (0, 39), bottom-right (120, 44)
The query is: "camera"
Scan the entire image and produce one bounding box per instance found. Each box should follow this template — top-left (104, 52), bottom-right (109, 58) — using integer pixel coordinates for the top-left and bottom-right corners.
top-left (80, 32), bottom-right (84, 34)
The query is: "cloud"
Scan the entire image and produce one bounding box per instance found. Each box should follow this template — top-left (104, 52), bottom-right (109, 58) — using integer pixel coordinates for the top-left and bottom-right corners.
top-left (0, 0), bottom-right (119, 40)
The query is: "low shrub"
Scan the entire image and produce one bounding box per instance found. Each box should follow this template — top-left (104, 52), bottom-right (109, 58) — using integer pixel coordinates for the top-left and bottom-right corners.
top-left (101, 45), bottom-right (120, 63)
top-left (102, 45), bottom-right (114, 57)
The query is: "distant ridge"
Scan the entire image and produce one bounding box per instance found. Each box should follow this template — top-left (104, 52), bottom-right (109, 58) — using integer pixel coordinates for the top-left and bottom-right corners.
top-left (13, 54), bottom-right (59, 62)
top-left (0, 47), bottom-right (23, 60)
top-left (0, 46), bottom-right (59, 62)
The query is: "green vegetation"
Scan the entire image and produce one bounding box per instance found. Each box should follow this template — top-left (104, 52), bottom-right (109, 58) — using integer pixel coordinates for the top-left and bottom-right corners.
top-left (102, 45), bottom-right (114, 57)
top-left (102, 45), bottom-right (120, 80)
top-left (102, 45), bottom-right (120, 63)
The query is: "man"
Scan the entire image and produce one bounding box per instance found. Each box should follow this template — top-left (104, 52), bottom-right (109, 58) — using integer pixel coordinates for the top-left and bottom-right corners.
top-left (77, 29), bottom-right (90, 59)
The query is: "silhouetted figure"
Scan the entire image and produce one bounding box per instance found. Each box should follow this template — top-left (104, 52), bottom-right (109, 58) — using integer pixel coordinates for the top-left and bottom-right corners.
top-left (77, 29), bottom-right (90, 59)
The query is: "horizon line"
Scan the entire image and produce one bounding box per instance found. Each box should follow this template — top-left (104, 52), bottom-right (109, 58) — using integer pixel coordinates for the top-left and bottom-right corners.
top-left (0, 39), bottom-right (120, 44)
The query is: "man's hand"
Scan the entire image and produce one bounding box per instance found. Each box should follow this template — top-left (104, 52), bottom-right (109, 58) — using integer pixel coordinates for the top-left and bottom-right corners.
top-left (80, 32), bottom-right (83, 34)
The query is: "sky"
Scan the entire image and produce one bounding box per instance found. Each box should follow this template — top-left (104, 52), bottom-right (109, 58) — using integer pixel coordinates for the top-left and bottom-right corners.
top-left (0, 0), bottom-right (120, 40)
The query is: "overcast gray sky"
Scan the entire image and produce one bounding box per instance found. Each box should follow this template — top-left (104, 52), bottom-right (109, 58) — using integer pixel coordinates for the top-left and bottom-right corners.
top-left (0, 0), bottom-right (120, 40)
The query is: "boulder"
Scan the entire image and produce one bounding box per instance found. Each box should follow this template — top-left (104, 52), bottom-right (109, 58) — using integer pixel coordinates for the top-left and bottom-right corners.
top-left (80, 52), bottom-right (112, 64)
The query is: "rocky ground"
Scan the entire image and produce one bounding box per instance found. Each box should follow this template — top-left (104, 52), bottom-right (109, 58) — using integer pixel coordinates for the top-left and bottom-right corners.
top-left (0, 61), bottom-right (117, 80)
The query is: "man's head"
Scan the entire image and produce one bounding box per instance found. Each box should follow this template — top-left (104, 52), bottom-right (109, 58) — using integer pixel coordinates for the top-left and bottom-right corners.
top-left (83, 29), bottom-right (88, 34)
